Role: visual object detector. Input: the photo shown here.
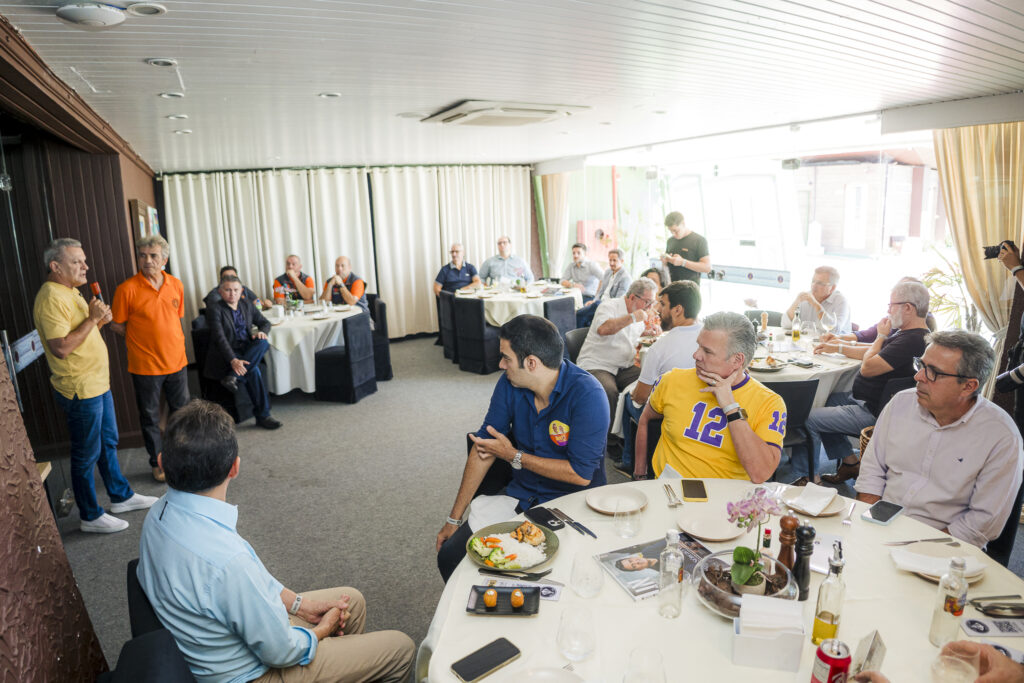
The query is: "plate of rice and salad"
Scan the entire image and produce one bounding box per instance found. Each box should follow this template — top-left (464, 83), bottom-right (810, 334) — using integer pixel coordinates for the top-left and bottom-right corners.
top-left (464, 521), bottom-right (559, 571)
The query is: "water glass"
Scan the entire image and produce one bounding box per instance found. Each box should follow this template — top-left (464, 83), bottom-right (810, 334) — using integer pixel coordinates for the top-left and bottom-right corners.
top-left (614, 502), bottom-right (640, 539)
top-left (931, 655), bottom-right (979, 683)
top-left (557, 607), bottom-right (596, 662)
top-left (623, 647), bottom-right (666, 683)
top-left (570, 552), bottom-right (604, 598)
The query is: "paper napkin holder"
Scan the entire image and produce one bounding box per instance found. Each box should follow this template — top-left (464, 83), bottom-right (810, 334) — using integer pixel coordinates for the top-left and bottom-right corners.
top-left (732, 619), bottom-right (804, 672)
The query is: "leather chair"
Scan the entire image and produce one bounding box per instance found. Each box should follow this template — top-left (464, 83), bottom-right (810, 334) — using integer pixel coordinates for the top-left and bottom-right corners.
top-left (314, 312), bottom-right (378, 403)
top-left (95, 629), bottom-right (196, 683)
top-left (438, 290), bottom-right (459, 363)
top-left (744, 309), bottom-right (783, 327)
top-left (127, 558), bottom-right (163, 637)
top-left (190, 315), bottom-right (255, 423)
top-left (985, 479), bottom-right (1024, 567)
top-left (365, 293), bottom-right (393, 381)
top-left (761, 379), bottom-right (819, 481)
top-left (543, 297), bottom-right (575, 339)
top-left (454, 297), bottom-right (500, 374)
top-left (564, 328), bottom-right (588, 364)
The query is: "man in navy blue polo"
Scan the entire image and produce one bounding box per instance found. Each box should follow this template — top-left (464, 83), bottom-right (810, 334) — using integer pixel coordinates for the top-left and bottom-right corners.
top-left (435, 315), bottom-right (609, 581)
top-left (433, 242), bottom-right (481, 295)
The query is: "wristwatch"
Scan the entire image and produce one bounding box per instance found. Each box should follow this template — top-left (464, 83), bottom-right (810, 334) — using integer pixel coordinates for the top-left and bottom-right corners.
top-left (726, 407), bottom-right (749, 423)
top-left (511, 450), bottom-right (524, 470)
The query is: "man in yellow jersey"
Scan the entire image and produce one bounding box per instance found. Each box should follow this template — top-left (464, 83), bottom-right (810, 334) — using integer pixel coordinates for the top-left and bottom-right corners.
top-left (633, 311), bottom-right (785, 483)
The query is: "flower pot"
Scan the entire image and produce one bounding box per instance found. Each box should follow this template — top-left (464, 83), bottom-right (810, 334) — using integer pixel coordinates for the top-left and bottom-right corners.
top-left (693, 550), bottom-right (797, 618)
top-left (732, 574), bottom-right (767, 595)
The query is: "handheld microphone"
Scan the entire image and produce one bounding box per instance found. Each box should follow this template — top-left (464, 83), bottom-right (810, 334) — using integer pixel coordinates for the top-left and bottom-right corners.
top-left (90, 282), bottom-right (104, 303)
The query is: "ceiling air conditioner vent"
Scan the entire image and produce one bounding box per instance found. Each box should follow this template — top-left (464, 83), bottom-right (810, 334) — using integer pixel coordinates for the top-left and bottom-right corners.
top-left (421, 100), bottom-right (588, 127)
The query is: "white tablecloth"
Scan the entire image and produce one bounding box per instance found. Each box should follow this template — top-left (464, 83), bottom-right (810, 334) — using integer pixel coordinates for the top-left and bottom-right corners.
top-left (458, 288), bottom-right (584, 327)
top-left (419, 479), bottom-right (1023, 682)
top-left (264, 307), bottom-right (362, 394)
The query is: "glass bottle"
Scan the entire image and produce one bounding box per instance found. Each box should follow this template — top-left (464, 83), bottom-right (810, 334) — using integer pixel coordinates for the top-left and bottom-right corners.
top-left (928, 557), bottom-right (968, 647)
top-left (792, 309), bottom-right (802, 342)
top-left (658, 529), bottom-right (684, 619)
top-left (767, 332), bottom-right (775, 356)
top-left (812, 541), bottom-right (846, 644)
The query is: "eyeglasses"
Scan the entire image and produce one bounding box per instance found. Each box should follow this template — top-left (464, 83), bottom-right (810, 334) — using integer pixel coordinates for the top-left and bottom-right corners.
top-left (811, 280), bottom-right (831, 287)
top-left (913, 357), bottom-right (971, 382)
top-left (633, 295), bottom-right (655, 309)
top-left (888, 301), bottom-right (916, 310)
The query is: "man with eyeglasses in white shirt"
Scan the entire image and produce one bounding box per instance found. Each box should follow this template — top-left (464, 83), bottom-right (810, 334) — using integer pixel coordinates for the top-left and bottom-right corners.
top-left (856, 331), bottom-right (1023, 548)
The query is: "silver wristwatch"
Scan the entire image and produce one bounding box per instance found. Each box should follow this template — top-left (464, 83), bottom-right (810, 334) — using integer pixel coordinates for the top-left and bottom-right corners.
top-left (511, 450), bottom-right (523, 470)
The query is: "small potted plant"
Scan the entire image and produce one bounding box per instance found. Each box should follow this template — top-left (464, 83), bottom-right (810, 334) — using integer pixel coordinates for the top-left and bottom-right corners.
top-left (727, 487), bottom-right (783, 595)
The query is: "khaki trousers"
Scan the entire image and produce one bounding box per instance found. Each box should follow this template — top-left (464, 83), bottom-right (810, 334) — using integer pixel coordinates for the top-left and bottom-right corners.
top-left (251, 587), bottom-right (414, 683)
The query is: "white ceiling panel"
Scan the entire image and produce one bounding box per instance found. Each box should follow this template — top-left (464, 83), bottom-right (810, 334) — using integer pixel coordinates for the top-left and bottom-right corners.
top-left (0, 0), bottom-right (1022, 172)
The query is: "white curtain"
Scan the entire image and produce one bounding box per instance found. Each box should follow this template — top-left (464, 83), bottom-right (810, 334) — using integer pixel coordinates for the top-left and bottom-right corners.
top-left (539, 172), bottom-right (572, 279)
top-left (308, 168), bottom-right (376, 294)
top-left (371, 167), bottom-right (442, 337)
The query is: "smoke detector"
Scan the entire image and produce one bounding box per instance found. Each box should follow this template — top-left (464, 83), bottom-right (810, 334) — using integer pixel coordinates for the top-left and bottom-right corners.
top-left (56, 3), bottom-right (127, 30)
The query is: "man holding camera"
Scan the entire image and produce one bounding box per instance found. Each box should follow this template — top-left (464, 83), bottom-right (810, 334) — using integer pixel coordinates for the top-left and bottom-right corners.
top-left (997, 242), bottom-right (1024, 422)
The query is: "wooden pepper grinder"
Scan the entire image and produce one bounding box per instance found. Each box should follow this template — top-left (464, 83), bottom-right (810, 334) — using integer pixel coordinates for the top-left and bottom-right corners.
top-left (793, 522), bottom-right (817, 601)
top-left (777, 514), bottom-right (798, 571)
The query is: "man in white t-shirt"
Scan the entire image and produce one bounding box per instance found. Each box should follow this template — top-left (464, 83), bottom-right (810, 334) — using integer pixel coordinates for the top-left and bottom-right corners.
top-left (576, 278), bottom-right (658, 453)
top-left (618, 281), bottom-right (703, 474)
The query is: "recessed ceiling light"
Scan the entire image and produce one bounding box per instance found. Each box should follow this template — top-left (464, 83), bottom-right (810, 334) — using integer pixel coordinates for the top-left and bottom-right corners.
top-left (159, 92), bottom-right (185, 99)
top-left (126, 2), bottom-right (167, 16)
top-left (396, 111), bottom-right (428, 119)
top-left (145, 57), bottom-right (177, 68)
top-left (173, 129), bottom-right (192, 135)
top-left (653, 110), bottom-right (667, 115)
top-left (165, 114), bottom-right (189, 120)
top-left (599, 121), bottom-right (612, 126)
top-left (318, 92), bottom-right (342, 99)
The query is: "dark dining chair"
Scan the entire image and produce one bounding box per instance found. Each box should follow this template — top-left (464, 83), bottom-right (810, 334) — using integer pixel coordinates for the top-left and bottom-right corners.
top-left (453, 297), bottom-right (500, 374)
top-left (543, 296), bottom-right (576, 339)
top-left (564, 328), bottom-right (588, 364)
top-left (365, 293), bottom-right (393, 381)
top-left (126, 558), bottom-right (163, 638)
top-left (744, 309), bottom-right (783, 327)
top-left (314, 312), bottom-right (377, 403)
top-left (95, 629), bottom-right (196, 683)
top-left (190, 316), bottom-right (255, 424)
top-left (438, 290), bottom-right (459, 364)
top-left (985, 479), bottom-right (1024, 567)
top-left (761, 379), bottom-right (819, 481)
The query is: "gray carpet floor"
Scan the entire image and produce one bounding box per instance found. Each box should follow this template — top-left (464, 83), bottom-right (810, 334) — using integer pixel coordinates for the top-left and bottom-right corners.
top-left (56, 336), bottom-right (1024, 670)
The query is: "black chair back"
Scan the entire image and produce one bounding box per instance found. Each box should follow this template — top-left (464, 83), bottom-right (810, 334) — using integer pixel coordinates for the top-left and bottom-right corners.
top-left (744, 310), bottom-right (783, 327)
top-left (190, 326), bottom-right (254, 424)
top-left (543, 297), bottom-right (575, 339)
top-left (438, 291), bottom-right (459, 363)
top-left (762, 379), bottom-right (819, 480)
top-left (985, 478), bottom-right (1024, 566)
top-left (366, 293), bottom-right (393, 380)
top-left (453, 297), bottom-right (500, 374)
top-left (97, 629), bottom-right (196, 683)
top-left (564, 328), bottom-right (588, 364)
top-left (878, 376), bottom-right (916, 415)
top-left (127, 558), bottom-right (163, 638)
top-left (314, 313), bottom-right (378, 403)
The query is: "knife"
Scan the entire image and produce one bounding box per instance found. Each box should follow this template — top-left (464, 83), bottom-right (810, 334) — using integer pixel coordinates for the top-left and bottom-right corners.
top-left (883, 537), bottom-right (955, 546)
top-left (551, 507), bottom-right (598, 539)
top-left (477, 568), bottom-right (563, 586)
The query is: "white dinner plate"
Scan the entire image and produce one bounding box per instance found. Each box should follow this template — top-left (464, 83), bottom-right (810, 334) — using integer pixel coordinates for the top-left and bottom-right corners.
top-left (270, 319), bottom-right (284, 326)
top-left (526, 293), bottom-right (542, 298)
top-left (906, 542), bottom-right (986, 584)
top-left (748, 360), bottom-right (785, 372)
top-left (312, 314), bottom-right (328, 320)
top-left (335, 304), bottom-right (352, 311)
top-left (676, 509), bottom-right (749, 542)
top-left (515, 668), bottom-right (583, 682)
top-left (585, 487), bottom-right (648, 515)
top-left (477, 292), bottom-right (497, 299)
top-left (781, 487), bottom-right (847, 517)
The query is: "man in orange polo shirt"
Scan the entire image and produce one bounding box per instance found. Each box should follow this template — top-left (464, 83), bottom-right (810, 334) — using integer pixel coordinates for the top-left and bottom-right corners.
top-left (110, 234), bottom-right (189, 482)
top-left (272, 254), bottom-right (315, 303)
top-left (319, 255), bottom-right (369, 318)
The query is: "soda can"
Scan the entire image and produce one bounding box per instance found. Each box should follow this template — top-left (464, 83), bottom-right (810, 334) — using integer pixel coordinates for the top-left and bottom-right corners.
top-left (811, 639), bottom-right (851, 683)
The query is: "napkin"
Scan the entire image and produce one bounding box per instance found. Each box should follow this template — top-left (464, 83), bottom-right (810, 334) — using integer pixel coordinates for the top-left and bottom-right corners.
top-left (790, 482), bottom-right (837, 516)
top-left (658, 463), bottom-right (682, 480)
top-left (889, 548), bottom-right (987, 577)
top-left (467, 494), bottom-right (519, 531)
top-left (739, 594), bottom-right (804, 634)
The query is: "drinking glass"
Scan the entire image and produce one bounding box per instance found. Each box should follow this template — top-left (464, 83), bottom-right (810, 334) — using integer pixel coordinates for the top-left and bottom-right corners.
top-left (820, 310), bottom-right (837, 336)
top-left (931, 652), bottom-right (979, 683)
top-left (570, 551), bottom-right (604, 598)
top-left (614, 501), bottom-right (640, 539)
top-left (623, 647), bottom-right (666, 683)
top-left (937, 642), bottom-right (982, 679)
top-left (557, 607), bottom-right (596, 662)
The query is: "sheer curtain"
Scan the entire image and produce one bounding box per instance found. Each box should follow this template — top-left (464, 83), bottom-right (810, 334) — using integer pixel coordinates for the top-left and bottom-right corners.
top-left (539, 172), bottom-right (572, 279)
top-left (371, 167), bottom-right (443, 337)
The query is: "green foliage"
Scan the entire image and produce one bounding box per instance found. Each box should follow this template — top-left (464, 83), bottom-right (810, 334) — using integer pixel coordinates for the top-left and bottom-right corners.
top-left (731, 546), bottom-right (763, 586)
top-left (921, 248), bottom-right (980, 332)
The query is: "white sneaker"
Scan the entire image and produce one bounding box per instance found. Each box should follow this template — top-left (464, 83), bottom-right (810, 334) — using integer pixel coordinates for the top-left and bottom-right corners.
top-left (109, 493), bottom-right (159, 514)
top-left (81, 513), bottom-right (129, 534)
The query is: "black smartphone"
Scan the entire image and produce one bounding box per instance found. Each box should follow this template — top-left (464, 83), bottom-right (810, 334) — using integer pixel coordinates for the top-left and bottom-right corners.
top-left (524, 506), bottom-right (565, 530)
top-left (861, 500), bottom-right (904, 525)
top-left (681, 479), bottom-right (709, 502)
top-left (451, 637), bottom-right (522, 682)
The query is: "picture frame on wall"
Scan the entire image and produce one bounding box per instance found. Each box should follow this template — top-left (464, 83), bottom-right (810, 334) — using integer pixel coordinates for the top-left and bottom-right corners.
top-left (129, 199), bottom-right (161, 237)
top-left (147, 206), bottom-right (160, 236)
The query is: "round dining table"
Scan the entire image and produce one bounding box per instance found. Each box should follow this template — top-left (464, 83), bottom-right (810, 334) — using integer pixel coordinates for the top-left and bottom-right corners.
top-left (418, 478), bottom-right (1023, 682)
top-left (263, 305), bottom-right (363, 394)
top-left (457, 285), bottom-right (584, 327)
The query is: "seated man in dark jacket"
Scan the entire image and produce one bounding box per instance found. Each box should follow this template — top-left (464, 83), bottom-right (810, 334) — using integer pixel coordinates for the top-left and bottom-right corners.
top-left (204, 276), bottom-right (281, 430)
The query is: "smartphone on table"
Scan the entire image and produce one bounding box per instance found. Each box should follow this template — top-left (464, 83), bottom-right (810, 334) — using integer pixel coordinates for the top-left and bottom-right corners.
top-left (451, 637), bottom-right (522, 682)
top-left (681, 479), bottom-right (709, 502)
top-left (524, 506), bottom-right (565, 530)
top-left (861, 500), bottom-right (904, 525)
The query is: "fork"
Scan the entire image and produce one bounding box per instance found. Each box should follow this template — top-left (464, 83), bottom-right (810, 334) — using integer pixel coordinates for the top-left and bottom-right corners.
top-left (841, 502), bottom-right (856, 526)
top-left (563, 663), bottom-right (575, 672)
top-left (663, 484), bottom-right (681, 507)
top-left (884, 537), bottom-right (961, 547)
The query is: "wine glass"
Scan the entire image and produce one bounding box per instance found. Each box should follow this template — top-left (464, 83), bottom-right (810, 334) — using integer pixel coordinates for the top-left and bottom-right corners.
top-left (614, 501), bottom-right (640, 539)
top-left (820, 310), bottom-right (837, 337)
top-left (557, 607), bottom-right (596, 662)
top-left (930, 655), bottom-right (978, 683)
top-left (570, 552), bottom-right (604, 598)
top-left (623, 647), bottom-right (666, 683)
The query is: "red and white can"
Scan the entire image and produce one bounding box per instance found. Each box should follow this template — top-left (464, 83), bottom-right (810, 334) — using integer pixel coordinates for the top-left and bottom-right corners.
top-left (811, 639), bottom-right (851, 683)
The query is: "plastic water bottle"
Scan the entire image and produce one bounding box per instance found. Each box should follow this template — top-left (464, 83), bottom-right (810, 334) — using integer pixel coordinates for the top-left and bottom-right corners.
top-left (658, 529), bottom-right (684, 618)
top-left (928, 557), bottom-right (968, 647)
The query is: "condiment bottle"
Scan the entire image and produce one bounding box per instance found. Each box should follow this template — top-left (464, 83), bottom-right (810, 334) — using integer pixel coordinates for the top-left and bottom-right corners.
top-left (793, 522), bottom-right (816, 601)
top-left (762, 528), bottom-right (772, 553)
top-left (928, 557), bottom-right (968, 647)
top-left (767, 332), bottom-right (775, 356)
top-left (777, 515), bottom-right (798, 570)
top-left (812, 541), bottom-right (846, 644)
top-left (760, 311), bottom-right (768, 332)
top-left (792, 309), bottom-right (802, 341)
top-left (658, 529), bottom-right (684, 619)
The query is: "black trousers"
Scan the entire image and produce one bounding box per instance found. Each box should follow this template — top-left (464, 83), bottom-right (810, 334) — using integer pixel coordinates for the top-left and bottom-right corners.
top-left (131, 368), bottom-right (190, 466)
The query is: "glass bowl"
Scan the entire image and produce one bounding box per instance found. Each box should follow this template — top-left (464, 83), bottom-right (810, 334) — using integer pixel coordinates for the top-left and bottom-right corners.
top-left (692, 549), bottom-right (797, 618)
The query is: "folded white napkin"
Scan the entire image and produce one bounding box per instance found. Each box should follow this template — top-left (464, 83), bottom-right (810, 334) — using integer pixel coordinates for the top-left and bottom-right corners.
top-left (790, 482), bottom-right (837, 516)
top-left (658, 463), bottom-right (683, 480)
top-left (467, 494), bottom-right (519, 531)
top-left (740, 594), bottom-right (804, 633)
top-left (889, 548), bottom-right (987, 577)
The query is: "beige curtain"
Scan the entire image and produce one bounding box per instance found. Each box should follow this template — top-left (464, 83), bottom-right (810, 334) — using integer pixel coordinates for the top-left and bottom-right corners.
top-left (540, 173), bottom-right (572, 279)
top-left (933, 122), bottom-right (1024, 394)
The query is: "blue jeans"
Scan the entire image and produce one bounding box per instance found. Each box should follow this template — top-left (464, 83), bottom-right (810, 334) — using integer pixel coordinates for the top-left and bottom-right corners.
top-left (575, 301), bottom-right (599, 328)
top-left (232, 338), bottom-right (271, 419)
top-left (791, 391), bottom-right (875, 479)
top-left (620, 392), bottom-right (644, 469)
top-left (53, 390), bottom-right (134, 521)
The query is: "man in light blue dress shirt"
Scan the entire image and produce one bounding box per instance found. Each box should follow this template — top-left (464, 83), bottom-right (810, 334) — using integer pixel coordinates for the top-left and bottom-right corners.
top-left (478, 235), bottom-right (535, 284)
top-left (137, 400), bottom-right (413, 683)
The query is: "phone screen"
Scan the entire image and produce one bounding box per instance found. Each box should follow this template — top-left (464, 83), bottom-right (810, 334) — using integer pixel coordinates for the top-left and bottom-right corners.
top-left (864, 500), bottom-right (903, 523)
top-left (681, 479), bottom-right (709, 501)
top-left (524, 507), bottom-right (564, 530)
top-left (451, 637), bottom-right (521, 682)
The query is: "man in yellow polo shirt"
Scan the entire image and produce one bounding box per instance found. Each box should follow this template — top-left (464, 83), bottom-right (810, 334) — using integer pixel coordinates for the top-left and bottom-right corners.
top-left (111, 234), bottom-right (189, 482)
top-left (34, 238), bottom-right (157, 533)
top-left (634, 311), bottom-right (785, 483)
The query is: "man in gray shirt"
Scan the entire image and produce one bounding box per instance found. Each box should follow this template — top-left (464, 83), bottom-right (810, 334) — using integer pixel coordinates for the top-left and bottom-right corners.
top-left (560, 242), bottom-right (604, 303)
top-left (575, 248), bottom-right (634, 328)
top-left (479, 235), bottom-right (534, 284)
top-left (856, 330), bottom-right (1023, 548)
